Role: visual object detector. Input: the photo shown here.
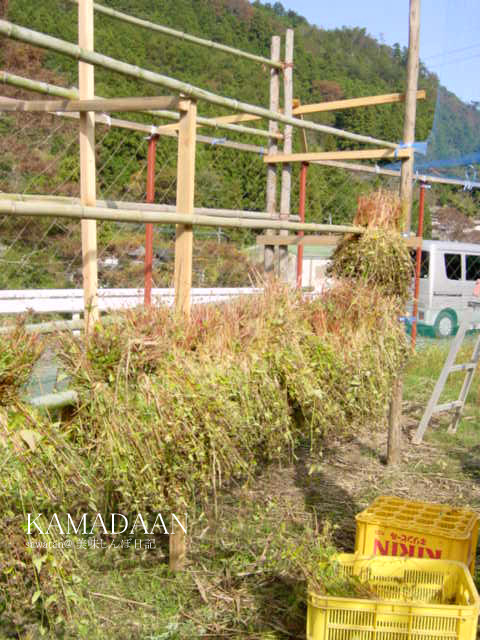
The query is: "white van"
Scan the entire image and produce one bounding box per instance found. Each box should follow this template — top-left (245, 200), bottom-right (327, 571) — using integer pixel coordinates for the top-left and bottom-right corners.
top-left (410, 240), bottom-right (480, 337)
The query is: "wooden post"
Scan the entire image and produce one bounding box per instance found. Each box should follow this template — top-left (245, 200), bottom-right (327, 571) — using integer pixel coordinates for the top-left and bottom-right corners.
top-left (264, 35), bottom-right (281, 276)
top-left (171, 101), bottom-right (196, 569)
top-left (400, 0), bottom-right (421, 232)
top-left (279, 29), bottom-right (294, 281)
top-left (296, 162), bottom-right (308, 288)
top-left (144, 135), bottom-right (158, 306)
top-left (78, 0), bottom-right (98, 331)
top-left (387, 376), bottom-right (403, 465)
top-left (169, 531), bottom-right (186, 572)
top-left (388, 0), bottom-right (420, 465)
top-left (173, 98), bottom-right (196, 318)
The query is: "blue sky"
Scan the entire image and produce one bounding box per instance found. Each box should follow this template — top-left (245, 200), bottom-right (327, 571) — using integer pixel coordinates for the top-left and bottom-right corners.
top-left (270, 0), bottom-right (480, 103)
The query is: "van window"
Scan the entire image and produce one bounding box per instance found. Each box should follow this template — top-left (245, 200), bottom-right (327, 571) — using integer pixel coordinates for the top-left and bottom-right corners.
top-left (466, 255), bottom-right (480, 280)
top-left (409, 250), bottom-right (429, 278)
top-left (445, 253), bottom-right (462, 280)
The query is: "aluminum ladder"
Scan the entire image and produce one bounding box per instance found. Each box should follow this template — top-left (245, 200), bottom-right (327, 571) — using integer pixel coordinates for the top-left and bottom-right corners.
top-left (413, 301), bottom-right (480, 444)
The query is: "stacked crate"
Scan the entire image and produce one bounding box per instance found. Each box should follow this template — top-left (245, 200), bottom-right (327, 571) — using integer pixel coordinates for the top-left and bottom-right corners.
top-left (307, 496), bottom-right (480, 640)
top-left (355, 496), bottom-right (479, 573)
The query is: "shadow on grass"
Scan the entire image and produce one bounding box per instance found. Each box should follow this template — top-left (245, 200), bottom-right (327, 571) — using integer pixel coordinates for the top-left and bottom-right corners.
top-left (293, 443), bottom-right (359, 552)
top-left (453, 443), bottom-right (480, 484)
top-left (247, 574), bottom-right (307, 639)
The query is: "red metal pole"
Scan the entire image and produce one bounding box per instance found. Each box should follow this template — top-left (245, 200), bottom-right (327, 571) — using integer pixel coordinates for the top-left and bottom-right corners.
top-left (144, 135), bottom-right (158, 307)
top-left (297, 161), bottom-right (308, 288)
top-left (411, 181), bottom-right (426, 348)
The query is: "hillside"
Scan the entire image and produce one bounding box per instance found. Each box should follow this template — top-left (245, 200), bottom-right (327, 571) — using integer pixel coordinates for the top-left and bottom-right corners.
top-left (1, 0), bottom-right (439, 200)
top-left (3, 0), bottom-right (440, 142)
top-left (0, 0), bottom-right (478, 290)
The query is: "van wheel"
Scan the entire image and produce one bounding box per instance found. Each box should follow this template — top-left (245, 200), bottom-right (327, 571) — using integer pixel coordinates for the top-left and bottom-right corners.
top-left (434, 310), bottom-right (458, 338)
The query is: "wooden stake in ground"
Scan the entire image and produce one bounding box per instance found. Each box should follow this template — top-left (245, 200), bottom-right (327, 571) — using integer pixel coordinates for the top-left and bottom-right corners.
top-left (78, 0), bottom-right (98, 331)
top-left (174, 99), bottom-right (196, 315)
top-left (387, 376), bottom-right (403, 465)
top-left (279, 29), bottom-right (294, 281)
top-left (264, 35), bottom-right (281, 275)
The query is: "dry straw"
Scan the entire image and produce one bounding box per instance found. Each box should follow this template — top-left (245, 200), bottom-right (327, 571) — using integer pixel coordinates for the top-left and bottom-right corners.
top-left (1, 222), bottom-right (411, 630)
top-left (329, 189), bottom-right (413, 301)
top-left (354, 188), bottom-right (403, 230)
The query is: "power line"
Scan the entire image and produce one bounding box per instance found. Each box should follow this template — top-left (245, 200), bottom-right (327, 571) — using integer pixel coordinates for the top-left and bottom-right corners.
top-left (431, 52), bottom-right (480, 69)
top-left (423, 41), bottom-right (480, 61)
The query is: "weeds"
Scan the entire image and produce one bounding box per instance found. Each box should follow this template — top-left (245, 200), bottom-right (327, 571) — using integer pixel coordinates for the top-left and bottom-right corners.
top-left (0, 227), bottom-right (412, 634)
top-left (329, 189), bottom-right (414, 302)
top-left (0, 327), bottom-right (42, 405)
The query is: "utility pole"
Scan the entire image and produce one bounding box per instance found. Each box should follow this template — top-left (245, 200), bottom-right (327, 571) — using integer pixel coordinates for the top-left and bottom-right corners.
top-left (400, 0), bottom-right (421, 232)
top-left (388, 0), bottom-right (421, 466)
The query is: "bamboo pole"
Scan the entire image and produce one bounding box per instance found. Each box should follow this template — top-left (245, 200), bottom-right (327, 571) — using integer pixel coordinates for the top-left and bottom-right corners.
top-left (0, 71), bottom-right (269, 154)
top-left (264, 36), bottom-right (280, 276)
top-left (311, 159), bottom-right (480, 189)
top-left (400, 0), bottom-right (421, 231)
top-left (66, 0), bottom-right (283, 69)
top-left (0, 193), bottom-right (300, 221)
top-left (78, 0), bottom-right (98, 331)
top-left (65, 110), bottom-right (266, 154)
top-left (257, 233), bottom-right (421, 247)
top-left (0, 70), bottom-right (77, 98)
top-left (174, 98), bottom-right (196, 319)
top-left (279, 29), bottom-right (294, 281)
top-left (0, 95), bottom-right (179, 112)
top-left (0, 19), bottom-right (400, 150)
top-left (153, 112), bottom-right (282, 140)
top-left (0, 71), bottom-right (276, 146)
top-left (29, 390), bottom-right (79, 410)
top-left (0, 318), bottom-right (85, 335)
top-left (0, 199), bottom-right (365, 234)
top-left (312, 159), bottom-right (401, 177)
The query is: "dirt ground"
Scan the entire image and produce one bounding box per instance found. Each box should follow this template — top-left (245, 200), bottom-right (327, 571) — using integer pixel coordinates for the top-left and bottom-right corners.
top-left (271, 409), bottom-right (480, 554)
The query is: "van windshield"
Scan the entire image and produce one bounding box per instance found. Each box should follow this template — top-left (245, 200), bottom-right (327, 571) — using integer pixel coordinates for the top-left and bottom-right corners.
top-left (409, 250), bottom-right (429, 278)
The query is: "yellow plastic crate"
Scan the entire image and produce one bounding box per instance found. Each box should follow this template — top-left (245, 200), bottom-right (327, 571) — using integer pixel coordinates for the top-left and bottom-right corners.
top-left (307, 554), bottom-right (480, 640)
top-left (355, 496), bottom-right (479, 573)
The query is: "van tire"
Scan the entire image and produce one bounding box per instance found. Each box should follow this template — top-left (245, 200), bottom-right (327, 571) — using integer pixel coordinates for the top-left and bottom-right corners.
top-left (434, 310), bottom-right (458, 338)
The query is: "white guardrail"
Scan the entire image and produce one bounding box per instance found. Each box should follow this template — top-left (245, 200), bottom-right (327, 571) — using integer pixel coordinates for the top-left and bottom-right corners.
top-left (0, 287), bottom-right (263, 315)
